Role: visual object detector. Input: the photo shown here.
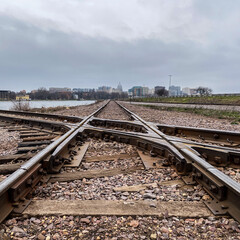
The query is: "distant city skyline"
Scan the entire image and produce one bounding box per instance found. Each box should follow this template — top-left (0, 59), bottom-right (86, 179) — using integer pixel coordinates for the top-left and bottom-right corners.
top-left (0, 84), bottom-right (210, 101)
top-left (4, 82), bottom-right (209, 95)
top-left (1, 1), bottom-right (240, 93)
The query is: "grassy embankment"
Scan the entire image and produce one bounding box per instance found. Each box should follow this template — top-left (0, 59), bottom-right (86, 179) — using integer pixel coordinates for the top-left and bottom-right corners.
top-left (130, 95), bottom-right (240, 105)
top-left (140, 104), bottom-right (240, 125)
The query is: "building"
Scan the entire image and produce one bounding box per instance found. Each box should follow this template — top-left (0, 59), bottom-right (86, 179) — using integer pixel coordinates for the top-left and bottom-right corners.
top-left (169, 85), bottom-right (181, 96)
top-left (16, 95), bottom-right (30, 101)
top-left (142, 87), bottom-right (149, 96)
top-left (0, 90), bottom-right (11, 100)
top-left (97, 86), bottom-right (112, 93)
top-left (116, 82), bottom-right (123, 92)
top-left (148, 88), bottom-right (155, 95)
top-left (73, 88), bottom-right (95, 93)
top-left (128, 86), bottom-right (149, 97)
top-left (182, 87), bottom-right (198, 96)
top-left (112, 82), bottom-right (123, 93)
top-left (49, 87), bottom-right (71, 93)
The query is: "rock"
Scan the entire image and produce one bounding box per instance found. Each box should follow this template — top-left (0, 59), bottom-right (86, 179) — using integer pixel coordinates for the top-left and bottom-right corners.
top-left (12, 226), bottom-right (26, 234)
top-left (209, 226), bottom-right (216, 232)
top-left (208, 217), bottom-right (215, 221)
top-left (185, 218), bottom-right (195, 223)
top-left (202, 195), bottom-right (211, 201)
top-left (37, 233), bottom-right (45, 240)
top-left (128, 233), bottom-right (134, 238)
top-left (32, 218), bottom-right (41, 224)
top-left (160, 226), bottom-right (169, 233)
top-left (69, 220), bottom-right (75, 226)
top-left (197, 218), bottom-right (204, 225)
top-left (129, 220), bottom-right (139, 228)
top-left (0, 232), bottom-right (10, 240)
top-left (6, 219), bottom-right (17, 226)
top-left (80, 218), bottom-right (90, 224)
top-left (53, 233), bottom-right (60, 239)
top-left (150, 233), bottom-right (157, 239)
top-left (229, 220), bottom-right (239, 231)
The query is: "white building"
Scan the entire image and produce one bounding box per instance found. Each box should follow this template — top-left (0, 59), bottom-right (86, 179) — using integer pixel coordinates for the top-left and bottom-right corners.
top-left (182, 87), bottom-right (198, 96)
top-left (49, 87), bottom-right (71, 93)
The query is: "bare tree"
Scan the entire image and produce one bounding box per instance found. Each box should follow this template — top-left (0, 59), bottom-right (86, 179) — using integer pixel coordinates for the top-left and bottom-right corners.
top-left (196, 87), bottom-right (212, 96)
top-left (156, 89), bottom-right (168, 96)
top-left (10, 100), bottom-right (30, 111)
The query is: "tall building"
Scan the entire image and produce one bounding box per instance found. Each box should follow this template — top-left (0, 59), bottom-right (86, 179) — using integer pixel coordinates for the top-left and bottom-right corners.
top-left (128, 86), bottom-right (149, 97)
top-left (142, 87), bottom-right (149, 96)
top-left (169, 85), bottom-right (181, 96)
top-left (0, 90), bottom-right (11, 100)
top-left (97, 86), bottom-right (112, 93)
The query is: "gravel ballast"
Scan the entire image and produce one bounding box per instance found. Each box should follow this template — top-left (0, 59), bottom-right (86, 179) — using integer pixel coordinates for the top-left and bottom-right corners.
top-left (54, 101), bottom-right (107, 118)
top-left (1, 102), bottom-right (240, 239)
top-left (97, 101), bottom-right (131, 121)
top-left (1, 215), bottom-right (240, 239)
top-left (0, 127), bottom-right (20, 156)
top-left (121, 102), bottom-right (240, 132)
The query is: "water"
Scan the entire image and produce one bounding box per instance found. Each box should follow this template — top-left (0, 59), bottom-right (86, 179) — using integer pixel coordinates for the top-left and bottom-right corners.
top-left (0, 100), bottom-right (95, 110)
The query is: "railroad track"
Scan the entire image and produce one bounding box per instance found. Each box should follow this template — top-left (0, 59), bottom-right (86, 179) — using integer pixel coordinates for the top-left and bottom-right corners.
top-left (0, 100), bottom-right (240, 239)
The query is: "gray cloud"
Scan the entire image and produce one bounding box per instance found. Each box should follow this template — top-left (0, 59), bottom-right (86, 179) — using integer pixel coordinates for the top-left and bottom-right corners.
top-left (0, 1), bottom-right (240, 93)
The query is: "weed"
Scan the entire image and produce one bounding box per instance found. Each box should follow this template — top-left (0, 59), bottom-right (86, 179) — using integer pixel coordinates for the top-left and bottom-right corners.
top-left (10, 101), bottom-right (31, 111)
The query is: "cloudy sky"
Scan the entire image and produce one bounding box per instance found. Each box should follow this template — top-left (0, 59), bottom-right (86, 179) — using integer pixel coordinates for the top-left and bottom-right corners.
top-left (0, 0), bottom-right (240, 93)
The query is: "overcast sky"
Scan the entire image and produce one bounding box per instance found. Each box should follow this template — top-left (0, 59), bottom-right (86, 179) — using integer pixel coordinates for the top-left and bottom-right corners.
top-left (0, 0), bottom-right (240, 93)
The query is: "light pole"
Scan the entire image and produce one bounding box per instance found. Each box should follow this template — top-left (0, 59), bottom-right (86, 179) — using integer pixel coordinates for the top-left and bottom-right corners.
top-left (168, 75), bottom-right (172, 89)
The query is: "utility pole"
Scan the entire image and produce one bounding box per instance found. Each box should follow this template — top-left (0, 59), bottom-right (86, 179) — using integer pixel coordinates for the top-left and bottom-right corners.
top-left (168, 75), bottom-right (172, 89)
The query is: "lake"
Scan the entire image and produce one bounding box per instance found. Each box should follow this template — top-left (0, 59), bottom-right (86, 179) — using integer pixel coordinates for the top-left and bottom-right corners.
top-left (0, 100), bottom-right (95, 110)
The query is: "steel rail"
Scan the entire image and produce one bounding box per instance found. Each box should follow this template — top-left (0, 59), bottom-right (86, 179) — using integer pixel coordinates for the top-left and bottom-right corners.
top-left (0, 100), bottom-right (109, 194)
top-left (157, 124), bottom-right (240, 147)
top-left (0, 100), bottom-right (109, 222)
top-left (0, 109), bottom-right (82, 123)
top-left (86, 103), bottom-right (240, 168)
top-left (88, 117), bottom-right (240, 149)
top-left (0, 114), bottom-right (71, 132)
top-left (1, 99), bottom-right (240, 223)
top-left (115, 101), bottom-right (240, 222)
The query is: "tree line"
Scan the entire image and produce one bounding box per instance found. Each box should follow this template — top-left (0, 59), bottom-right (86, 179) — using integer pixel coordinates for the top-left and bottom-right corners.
top-left (29, 88), bottom-right (128, 100)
